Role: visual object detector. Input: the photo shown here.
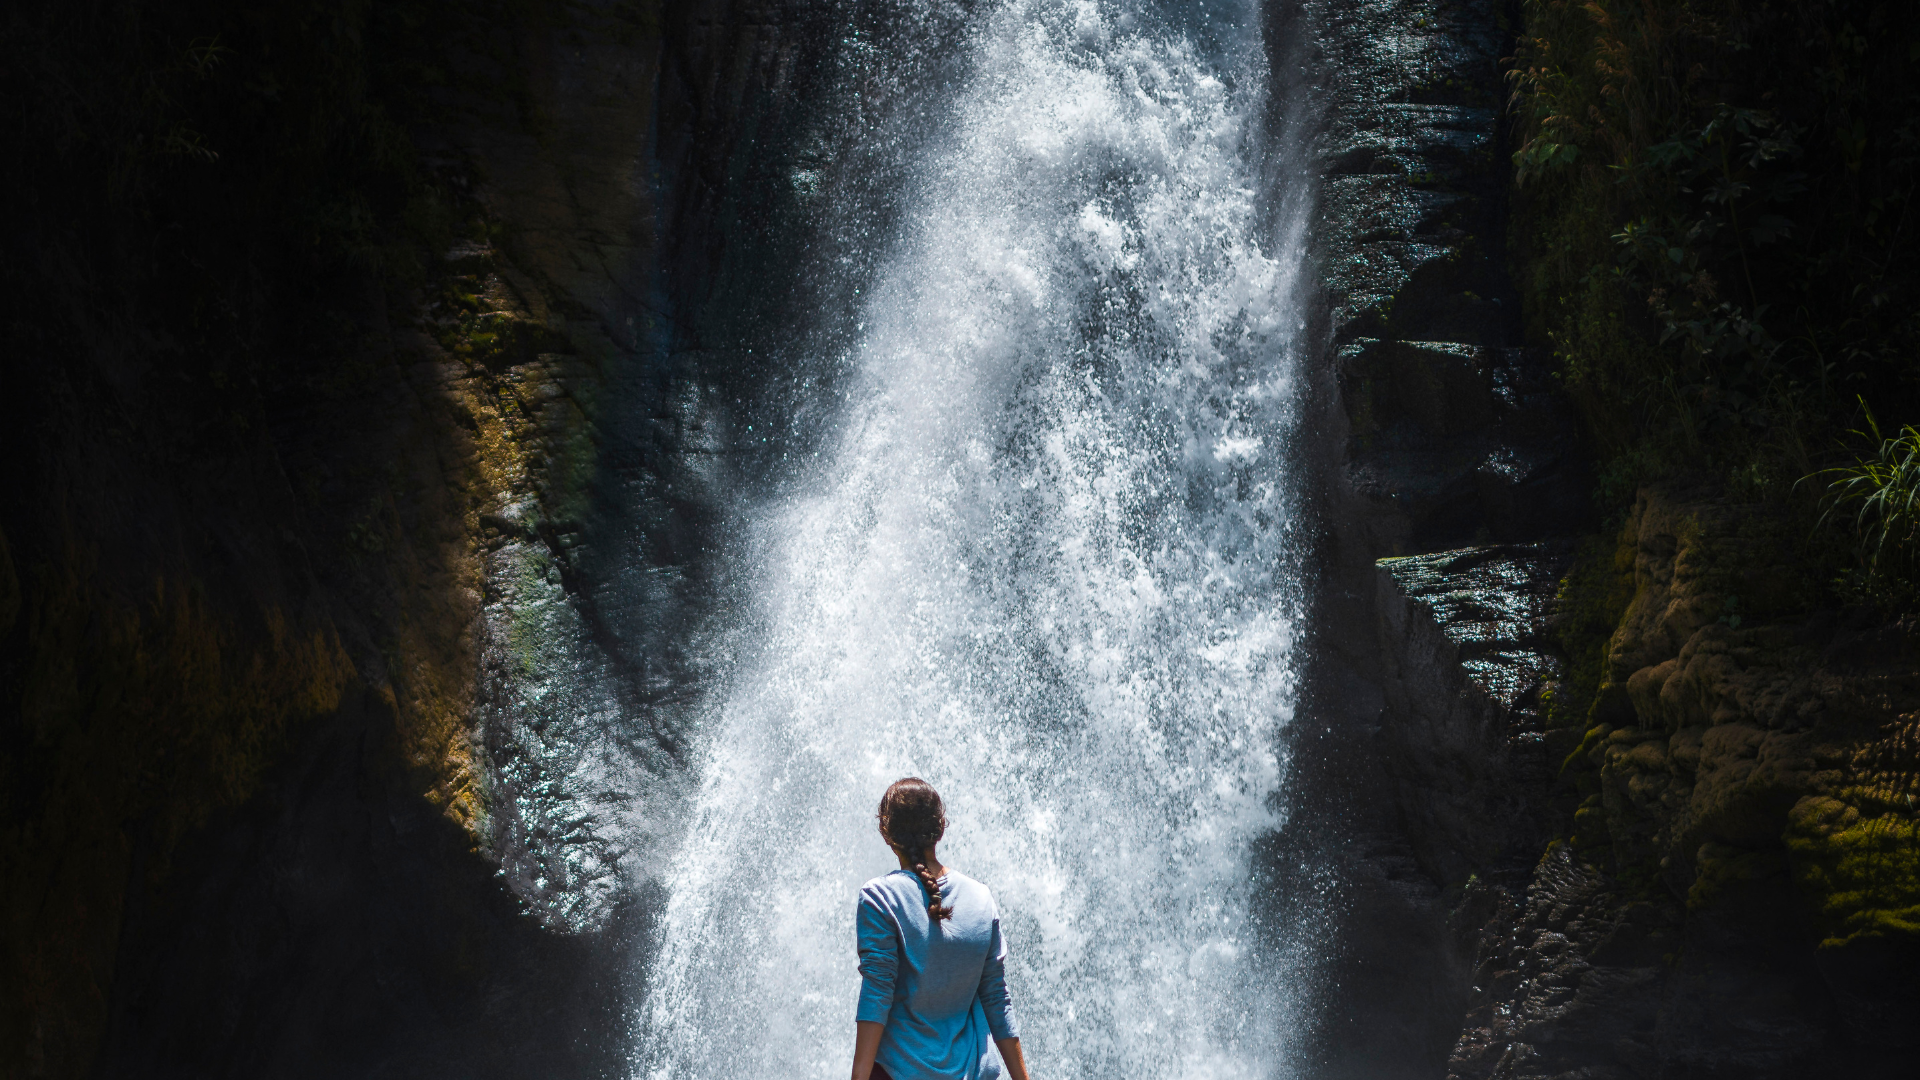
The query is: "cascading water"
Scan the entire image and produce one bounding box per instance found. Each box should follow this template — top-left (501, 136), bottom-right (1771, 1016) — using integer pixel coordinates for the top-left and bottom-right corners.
top-left (637, 0), bottom-right (1313, 1076)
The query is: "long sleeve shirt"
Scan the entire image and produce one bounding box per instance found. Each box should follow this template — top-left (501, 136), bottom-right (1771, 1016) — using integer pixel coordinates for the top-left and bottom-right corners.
top-left (855, 868), bottom-right (1020, 1080)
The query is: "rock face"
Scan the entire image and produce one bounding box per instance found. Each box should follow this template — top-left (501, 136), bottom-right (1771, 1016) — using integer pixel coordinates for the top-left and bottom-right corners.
top-left (1441, 489), bottom-right (1920, 1080)
top-left (1374, 544), bottom-right (1570, 887)
top-left (1303, 0), bottom-right (1587, 553)
top-left (1284, 0), bottom-right (1594, 1074)
top-left (1445, 844), bottom-right (1683, 1079)
top-left (1293, 0), bottom-right (1920, 1076)
top-left (5, 0), bottom-right (837, 1074)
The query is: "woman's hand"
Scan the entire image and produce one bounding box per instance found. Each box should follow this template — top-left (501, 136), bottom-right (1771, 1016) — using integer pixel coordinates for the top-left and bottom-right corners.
top-left (851, 1021), bottom-right (885, 1080)
top-left (995, 1036), bottom-right (1032, 1080)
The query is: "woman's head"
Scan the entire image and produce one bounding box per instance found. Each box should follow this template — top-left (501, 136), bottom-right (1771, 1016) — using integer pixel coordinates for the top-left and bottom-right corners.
top-left (877, 777), bottom-right (946, 851)
top-left (878, 777), bottom-right (953, 921)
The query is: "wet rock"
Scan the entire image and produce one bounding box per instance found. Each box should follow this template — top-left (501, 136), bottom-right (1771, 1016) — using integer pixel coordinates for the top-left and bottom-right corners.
top-left (1310, 0), bottom-right (1512, 347)
top-left (1379, 543), bottom-right (1570, 710)
top-left (1289, 1), bottom-right (1596, 1075)
top-left (1446, 845), bottom-right (1678, 1080)
top-left (1373, 543), bottom-right (1571, 883)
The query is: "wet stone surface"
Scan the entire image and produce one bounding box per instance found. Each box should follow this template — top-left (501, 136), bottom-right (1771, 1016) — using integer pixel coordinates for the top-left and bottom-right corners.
top-left (1288, 1), bottom-right (1600, 1075)
top-left (1446, 844), bottom-right (1682, 1080)
top-left (1311, 0), bottom-right (1510, 346)
top-left (1377, 542), bottom-right (1569, 730)
top-left (1306, 0), bottom-right (1589, 556)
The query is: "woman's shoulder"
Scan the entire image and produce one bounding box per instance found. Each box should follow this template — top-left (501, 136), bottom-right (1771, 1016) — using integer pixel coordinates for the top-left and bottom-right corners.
top-left (943, 869), bottom-right (998, 906)
top-left (858, 869), bottom-right (920, 902)
top-left (858, 868), bottom-right (995, 903)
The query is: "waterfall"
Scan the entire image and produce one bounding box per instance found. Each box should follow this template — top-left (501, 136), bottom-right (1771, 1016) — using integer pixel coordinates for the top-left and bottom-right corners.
top-left (636, 0), bottom-right (1312, 1076)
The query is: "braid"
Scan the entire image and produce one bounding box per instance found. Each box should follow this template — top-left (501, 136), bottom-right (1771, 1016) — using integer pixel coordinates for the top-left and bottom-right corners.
top-left (905, 836), bottom-right (953, 922)
top-left (877, 778), bottom-right (954, 922)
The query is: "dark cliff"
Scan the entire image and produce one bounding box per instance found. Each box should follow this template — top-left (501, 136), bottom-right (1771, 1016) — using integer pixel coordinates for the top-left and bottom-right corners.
top-left (1293, 1), bottom-right (1920, 1078)
top-left (1286, 1), bottom-right (1590, 1073)
top-left (1, 0), bottom-right (749, 1074)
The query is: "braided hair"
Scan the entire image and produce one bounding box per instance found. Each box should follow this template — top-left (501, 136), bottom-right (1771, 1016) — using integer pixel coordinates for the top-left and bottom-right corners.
top-left (877, 777), bottom-right (954, 922)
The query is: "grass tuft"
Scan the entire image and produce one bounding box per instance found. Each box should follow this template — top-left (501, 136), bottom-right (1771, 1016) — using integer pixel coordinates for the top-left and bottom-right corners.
top-left (1808, 403), bottom-right (1920, 591)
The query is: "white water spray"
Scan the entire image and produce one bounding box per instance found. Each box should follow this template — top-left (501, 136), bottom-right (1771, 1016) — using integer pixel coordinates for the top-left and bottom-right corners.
top-left (637, 1), bottom-right (1312, 1076)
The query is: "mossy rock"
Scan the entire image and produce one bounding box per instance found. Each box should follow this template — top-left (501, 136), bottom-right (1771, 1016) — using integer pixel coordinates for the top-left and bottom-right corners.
top-left (1786, 793), bottom-right (1920, 948)
top-left (1687, 840), bottom-right (1791, 910)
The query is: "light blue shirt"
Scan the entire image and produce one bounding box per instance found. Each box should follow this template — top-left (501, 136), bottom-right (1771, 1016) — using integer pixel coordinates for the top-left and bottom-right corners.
top-left (855, 868), bottom-right (1020, 1080)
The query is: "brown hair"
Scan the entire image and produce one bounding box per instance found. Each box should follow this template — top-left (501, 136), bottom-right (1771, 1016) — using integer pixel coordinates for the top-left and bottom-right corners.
top-left (878, 777), bottom-right (953, 922)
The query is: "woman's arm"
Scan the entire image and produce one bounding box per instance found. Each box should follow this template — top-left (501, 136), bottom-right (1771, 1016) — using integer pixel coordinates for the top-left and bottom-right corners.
top-left (852, 891), bottom-right (898, 1080)
top-left (995, 1036), bottom-right (1032, 1080)
top-left (976, 917), bottom-right (1028, 1078)
top-left (851, 1021), bottom-right (885, 1080)
top-left (975, 920), bottom-right (1022, 1036)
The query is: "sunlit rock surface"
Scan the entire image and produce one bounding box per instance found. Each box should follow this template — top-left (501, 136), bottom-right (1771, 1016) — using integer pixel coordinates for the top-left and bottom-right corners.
top-left (1374, 544), bottom-right (1569, 881)
top-left (1378, 544), bottom-right (1567, 716)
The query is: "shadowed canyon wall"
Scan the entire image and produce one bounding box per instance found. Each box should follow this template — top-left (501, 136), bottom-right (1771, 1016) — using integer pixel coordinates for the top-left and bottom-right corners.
top-left (1291, 1), bottom-right (1920, 1078)
top-left (5, 0), bottom-right (703, 1073)
top-left (6, 0), bottom-right (967, 1073)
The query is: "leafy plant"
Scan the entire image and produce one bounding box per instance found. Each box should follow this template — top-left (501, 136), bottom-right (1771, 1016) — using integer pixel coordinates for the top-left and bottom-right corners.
top-left (1810, 404), bottom-right (1920, 583)
top-left (1508, 0), bottom-right (1920, 518)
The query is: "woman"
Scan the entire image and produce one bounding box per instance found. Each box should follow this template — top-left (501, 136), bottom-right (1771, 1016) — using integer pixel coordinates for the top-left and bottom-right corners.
top-left (852, 778), bottom-right (1033, 1080)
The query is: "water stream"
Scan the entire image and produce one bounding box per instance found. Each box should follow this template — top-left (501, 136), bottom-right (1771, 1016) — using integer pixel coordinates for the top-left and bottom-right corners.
top-left (636, 1), bottom-right (1314, 1075)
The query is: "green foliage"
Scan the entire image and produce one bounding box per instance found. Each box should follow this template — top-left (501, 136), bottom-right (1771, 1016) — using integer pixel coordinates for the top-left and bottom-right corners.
top-left (1809, 405), bottom-right (1920, 590)
top-left (1509, 0), bottom-right (1920, 540)
top-left (1513, 3), bottom-right (1920, 943)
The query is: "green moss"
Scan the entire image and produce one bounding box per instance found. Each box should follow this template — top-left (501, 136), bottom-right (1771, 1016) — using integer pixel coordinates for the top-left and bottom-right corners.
top-left (1546, 527), bottom-right (1638, 831)
top-left (1571, 794), bottom-right (1612, 852)
top-left (423, 245), bottom-right (571, 369)
top-left (1786, 793), bottom-right (1920, 947)
top-left (1688, 841), bottom-right (1791, 911)
top-left (1549, 531), bottom-right (1638, 739)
